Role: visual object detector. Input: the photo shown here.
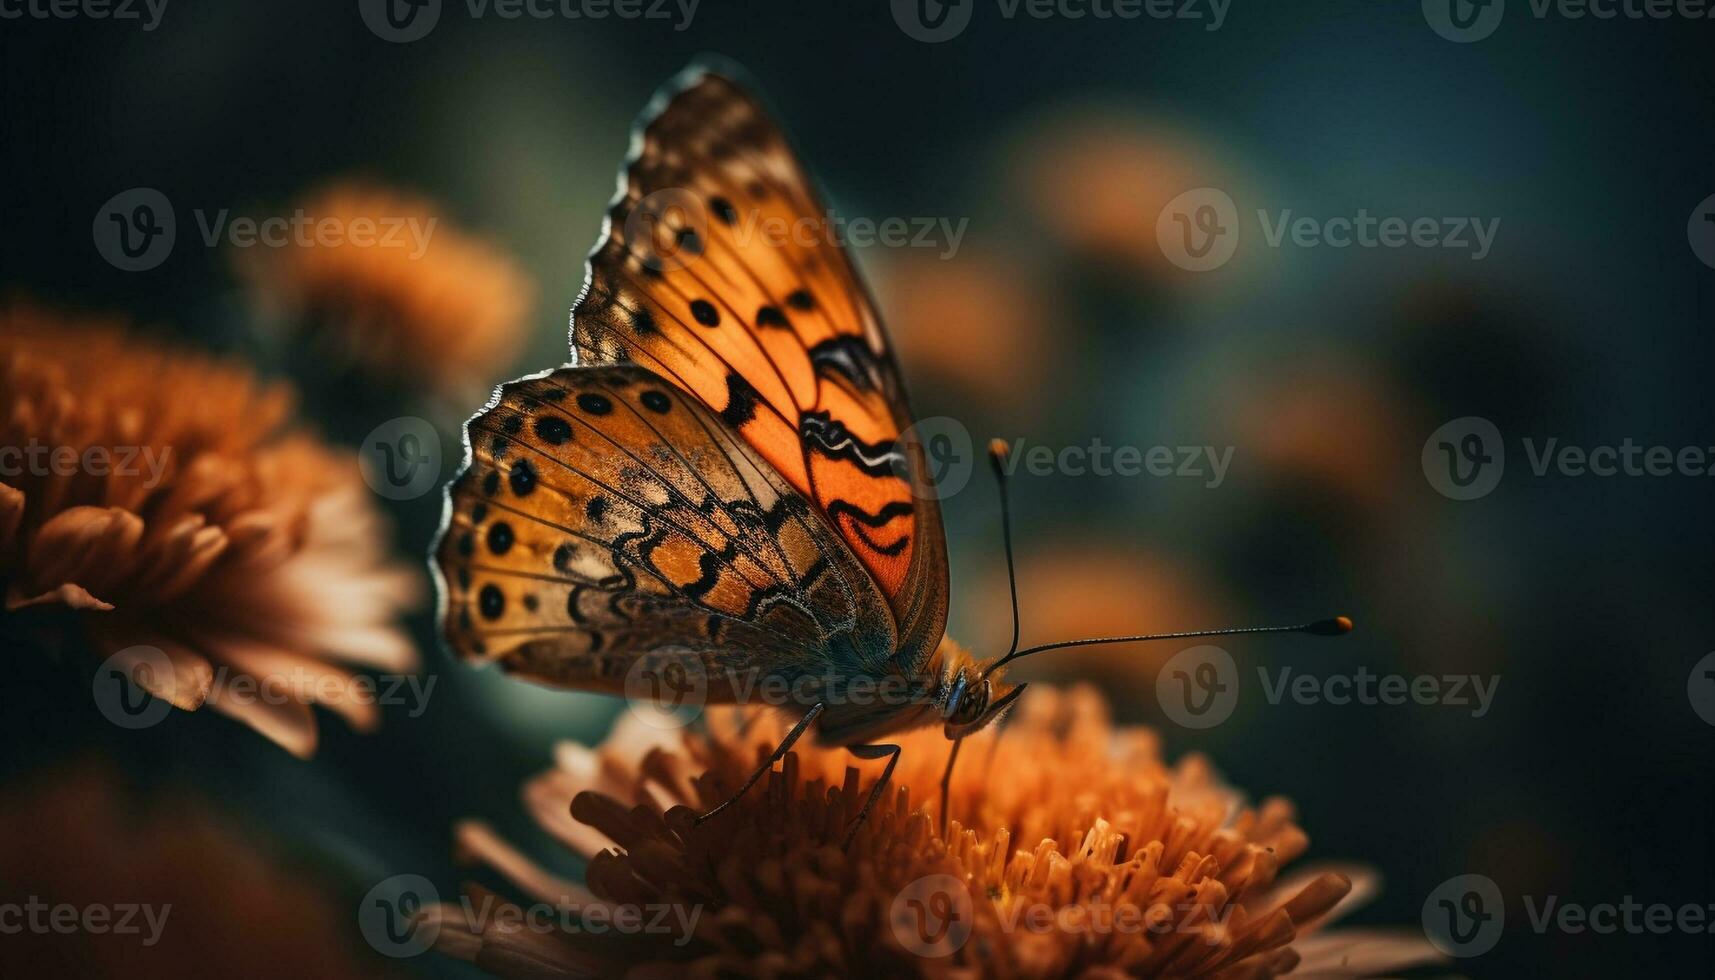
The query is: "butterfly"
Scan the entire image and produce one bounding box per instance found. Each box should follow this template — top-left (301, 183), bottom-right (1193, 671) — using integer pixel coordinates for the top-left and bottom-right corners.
top-left (433, 60), bottom-right (1349, 845)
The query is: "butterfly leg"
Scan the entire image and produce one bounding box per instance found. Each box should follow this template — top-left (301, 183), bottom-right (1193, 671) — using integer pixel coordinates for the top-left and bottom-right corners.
top-left (694, 702), bottom-right (825, 826)
top-left (841, 742), bottom-right (902, 850)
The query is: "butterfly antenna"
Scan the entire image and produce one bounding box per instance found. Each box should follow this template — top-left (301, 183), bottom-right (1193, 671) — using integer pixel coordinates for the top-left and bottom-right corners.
top-left (976, 437), bottom-right (1350, 681)
top-left (989, 439), bottom-right (1022, 660)
top-left (980, 616), bottom-right (1353, 681)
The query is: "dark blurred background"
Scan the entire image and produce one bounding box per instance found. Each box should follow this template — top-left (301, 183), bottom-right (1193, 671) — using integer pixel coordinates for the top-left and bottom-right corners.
top-left (3, 1), bottom-right (1713, 976)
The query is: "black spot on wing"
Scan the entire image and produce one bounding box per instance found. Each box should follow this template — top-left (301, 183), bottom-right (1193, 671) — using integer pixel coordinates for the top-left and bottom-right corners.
top-left (719, 372), bottom-right (762, 429)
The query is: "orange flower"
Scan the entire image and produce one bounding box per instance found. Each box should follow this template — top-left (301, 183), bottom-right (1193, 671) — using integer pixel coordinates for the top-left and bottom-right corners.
top-left (237, 182), bottom-right (534, 393)
top-left (428, 684), bottom-right (1438, 978)
top-left (0, 302), bottom-right (420, 756)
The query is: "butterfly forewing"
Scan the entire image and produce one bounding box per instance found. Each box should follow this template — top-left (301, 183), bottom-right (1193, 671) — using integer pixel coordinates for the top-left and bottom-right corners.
top-left (570, 65), bottom-right (949, 670)
top-left (435, 364), bottom-right (898, 694)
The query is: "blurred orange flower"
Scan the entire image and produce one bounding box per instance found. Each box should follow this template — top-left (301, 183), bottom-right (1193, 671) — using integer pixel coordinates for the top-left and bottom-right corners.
top-left (238, 182), bottom-right (535, 393)
top-left (1222, 356), bottom-right (1410, 512)
top-left (0, 759), bottom-right (390, 979)
top-left (875, 248), bottom-right (1056, 408)
top-left (1008, 109), bottom-right (1232, 282)
top-left (0, 303), bottom-right (420, 756)
top-left (970, 543), bottom-right (1228, 690)
top-left (428, 685), bottom-right (1437, 978)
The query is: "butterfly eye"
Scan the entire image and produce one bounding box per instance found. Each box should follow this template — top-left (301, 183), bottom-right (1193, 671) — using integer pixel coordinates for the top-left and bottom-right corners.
top-left (941, 674), bottom-right (969, 721)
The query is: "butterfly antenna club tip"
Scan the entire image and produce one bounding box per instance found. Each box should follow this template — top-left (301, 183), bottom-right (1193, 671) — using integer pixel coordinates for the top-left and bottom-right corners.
top-left (1303, 615), bottom-right (1354, 636)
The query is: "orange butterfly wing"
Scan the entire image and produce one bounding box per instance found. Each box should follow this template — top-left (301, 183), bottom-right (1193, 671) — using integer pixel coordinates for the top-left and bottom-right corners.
top-left (570, 63), bottom-right (948, 670)
top-left (434, 365), bottom-right (901, 691)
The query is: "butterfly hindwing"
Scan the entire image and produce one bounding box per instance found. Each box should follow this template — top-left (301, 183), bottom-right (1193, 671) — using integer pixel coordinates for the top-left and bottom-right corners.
top-left (434, 364), bottom-right (899, 694)
top-left (570, 64), bottom-right (949, 671)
